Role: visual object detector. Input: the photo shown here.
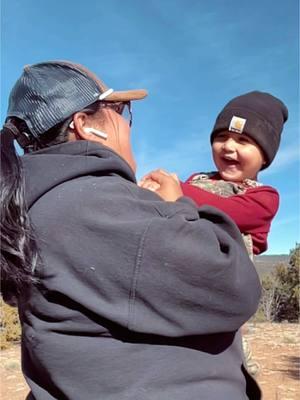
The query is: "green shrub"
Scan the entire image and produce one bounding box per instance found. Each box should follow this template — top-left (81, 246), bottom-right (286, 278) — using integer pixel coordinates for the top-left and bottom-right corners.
top-left (275, 244), bottom-right (300, 322)
top-left (256, 244), bottom-right (300, 323)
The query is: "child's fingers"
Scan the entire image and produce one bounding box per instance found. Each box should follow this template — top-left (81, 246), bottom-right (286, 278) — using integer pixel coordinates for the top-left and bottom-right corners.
top-left (170, 172), bottom-right (179, 182)
top-left (138, 177), bottom-right (154, 187)
top-left (139, 178), bottom-right (160, 191)
top-left (148, 183), bottom-right (161, 192)
top-left (155, 169), bottom-right (170, 177)
top-left (152, 170), bottom-right (179, 184)
top-left (139, 171), bottom-right (182, 201)
top-left (145, 171), bottom-right (169, 185)
top-left (140, 172), bottom-right (155, 182)
top-left (140, 169), bottom-right (174, 182)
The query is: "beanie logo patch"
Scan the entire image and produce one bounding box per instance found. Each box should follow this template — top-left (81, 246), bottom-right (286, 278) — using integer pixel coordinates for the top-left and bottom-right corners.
top-left (229, 116), bottom-right (246, 134)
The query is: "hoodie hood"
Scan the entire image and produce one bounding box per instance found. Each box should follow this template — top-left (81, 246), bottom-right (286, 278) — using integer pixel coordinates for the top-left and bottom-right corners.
top-left (22, 141), bottom-right (136, 208)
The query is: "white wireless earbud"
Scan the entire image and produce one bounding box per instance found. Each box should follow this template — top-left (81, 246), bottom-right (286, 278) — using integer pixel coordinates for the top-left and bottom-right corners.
top-left (69, 121), bottom-right (108, 140)
top-left (84, 127), bottom-right (108, 140)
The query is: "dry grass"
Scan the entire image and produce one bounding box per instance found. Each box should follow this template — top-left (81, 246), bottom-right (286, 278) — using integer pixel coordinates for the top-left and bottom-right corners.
top-left (0, 299), bottom-right (21, 350)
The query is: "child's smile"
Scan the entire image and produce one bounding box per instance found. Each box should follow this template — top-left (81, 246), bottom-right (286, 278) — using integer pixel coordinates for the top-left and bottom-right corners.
top-left (212, 131), bottom-right (266, 182)
top-left (222, 154), bottom-right (240, 165)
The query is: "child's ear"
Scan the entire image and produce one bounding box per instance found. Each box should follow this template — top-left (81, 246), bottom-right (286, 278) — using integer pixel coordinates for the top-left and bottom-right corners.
top-left (261, 160), bottom-right (267, 170)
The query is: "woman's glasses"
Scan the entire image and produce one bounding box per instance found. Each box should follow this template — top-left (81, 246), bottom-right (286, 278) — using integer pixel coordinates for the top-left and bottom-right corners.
top-left (101, 101), bottom-right (132, 127)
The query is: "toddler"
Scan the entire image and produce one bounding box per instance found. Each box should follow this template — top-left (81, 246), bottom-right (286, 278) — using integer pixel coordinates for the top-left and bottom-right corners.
top-left (141, 91), bottom-right (288, 259)
top-left (140, 91), bottom-right (288, 376)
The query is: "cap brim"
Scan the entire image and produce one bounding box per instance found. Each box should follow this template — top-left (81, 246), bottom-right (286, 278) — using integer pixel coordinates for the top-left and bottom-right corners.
top-left (105, 89), bottom-right (148, 102)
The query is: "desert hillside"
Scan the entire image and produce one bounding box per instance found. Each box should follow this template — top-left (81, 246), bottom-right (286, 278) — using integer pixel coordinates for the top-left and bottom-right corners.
top-left (254, 254), bottom-right (289, 278)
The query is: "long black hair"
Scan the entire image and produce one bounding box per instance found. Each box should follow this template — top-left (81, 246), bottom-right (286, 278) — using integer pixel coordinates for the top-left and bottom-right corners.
top-left (0, 102), bottom-right (102, 305)
top-left (0, 124), bottom-right (38, 306)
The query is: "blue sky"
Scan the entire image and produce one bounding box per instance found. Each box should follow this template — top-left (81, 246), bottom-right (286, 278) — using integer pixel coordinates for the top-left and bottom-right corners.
top-left (1, 0), bottom-right (299, 254)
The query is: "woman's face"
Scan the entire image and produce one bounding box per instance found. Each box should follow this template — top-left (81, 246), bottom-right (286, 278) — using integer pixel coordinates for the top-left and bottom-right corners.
top-left (91, 106), bottom-right (137, 173)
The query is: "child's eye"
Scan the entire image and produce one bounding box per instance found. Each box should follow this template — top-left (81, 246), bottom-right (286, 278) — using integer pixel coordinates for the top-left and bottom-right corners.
top-left (215, 133), bottom-right (228, 141)
top-left (238, 137), bottom-right (250, 144)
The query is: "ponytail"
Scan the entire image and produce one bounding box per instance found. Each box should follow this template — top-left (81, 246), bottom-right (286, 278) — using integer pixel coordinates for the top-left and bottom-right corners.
top-left (0, 125), bottom-right (38, 306)
top-left (0, 101), bottom-right (103, 305)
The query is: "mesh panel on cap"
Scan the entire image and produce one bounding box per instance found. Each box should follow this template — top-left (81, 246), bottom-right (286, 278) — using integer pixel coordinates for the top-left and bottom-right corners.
top-left (7, 63), bottom-right (102, 137)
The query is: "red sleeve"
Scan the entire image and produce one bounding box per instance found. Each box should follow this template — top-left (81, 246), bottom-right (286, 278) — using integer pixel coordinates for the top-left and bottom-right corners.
top-left (180, 181), bottom-right (279, 255)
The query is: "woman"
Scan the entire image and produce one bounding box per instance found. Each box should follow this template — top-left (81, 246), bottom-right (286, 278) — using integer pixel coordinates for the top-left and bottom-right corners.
top-left (1, 60), bottom-right (261, 399)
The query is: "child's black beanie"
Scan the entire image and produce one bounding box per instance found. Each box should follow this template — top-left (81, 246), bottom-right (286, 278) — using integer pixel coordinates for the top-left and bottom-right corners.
top-left (210, 91), bottom-right (288, 169)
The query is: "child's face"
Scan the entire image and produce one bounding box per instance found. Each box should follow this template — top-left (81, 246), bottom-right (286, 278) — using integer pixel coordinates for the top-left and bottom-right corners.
top-left (212, 131), bottom-right (265, 182)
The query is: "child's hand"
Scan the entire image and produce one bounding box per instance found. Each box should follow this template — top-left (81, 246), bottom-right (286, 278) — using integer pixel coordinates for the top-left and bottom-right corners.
top-left (139, 169), bottom-right (183, 202)
top-left (139, 176), bottom-right (161, 192)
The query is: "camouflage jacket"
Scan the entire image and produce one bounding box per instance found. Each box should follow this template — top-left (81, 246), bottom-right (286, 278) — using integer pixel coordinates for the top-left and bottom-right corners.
top-left (188, 172), bottom-right (263, 259)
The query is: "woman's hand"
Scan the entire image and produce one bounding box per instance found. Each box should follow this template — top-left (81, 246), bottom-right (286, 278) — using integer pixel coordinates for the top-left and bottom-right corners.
top-left (139, 169), bottom-right (183, 202)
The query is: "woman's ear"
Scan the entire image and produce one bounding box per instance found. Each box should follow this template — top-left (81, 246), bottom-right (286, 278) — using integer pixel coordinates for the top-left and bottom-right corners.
top-left (70, 112), bottom-right (108, 142)
top-left (71, 112), bottom-right (91, 140)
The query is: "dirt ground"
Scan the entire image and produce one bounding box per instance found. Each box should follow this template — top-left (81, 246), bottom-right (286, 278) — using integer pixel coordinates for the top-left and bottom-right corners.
top-left (0, 322), bottom-right (299, 400)
top-left (244, 322), bottom-right (299, 399)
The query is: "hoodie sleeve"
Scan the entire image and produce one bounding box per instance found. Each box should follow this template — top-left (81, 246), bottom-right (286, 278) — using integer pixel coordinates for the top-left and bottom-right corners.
top-left (32, 176), bottom-right (261, 339)
top-left (128, 199), bottom-right (261, 337)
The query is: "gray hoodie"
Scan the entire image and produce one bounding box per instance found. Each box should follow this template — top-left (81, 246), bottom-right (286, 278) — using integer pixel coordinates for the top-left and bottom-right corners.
top-left (20, 140), bottom-right (261, 400)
